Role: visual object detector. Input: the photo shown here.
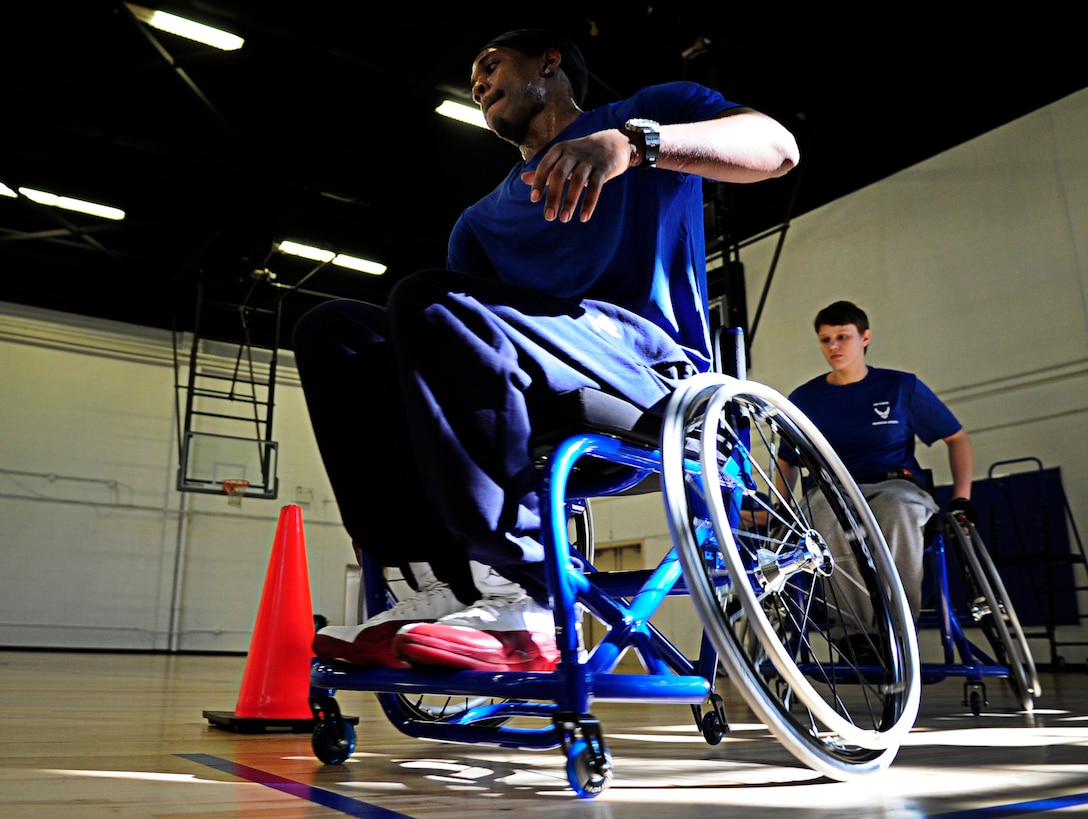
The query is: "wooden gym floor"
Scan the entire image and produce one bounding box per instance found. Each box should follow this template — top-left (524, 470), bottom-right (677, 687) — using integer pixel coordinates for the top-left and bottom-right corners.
top-left (3, 649), bottom-right (1088, 817)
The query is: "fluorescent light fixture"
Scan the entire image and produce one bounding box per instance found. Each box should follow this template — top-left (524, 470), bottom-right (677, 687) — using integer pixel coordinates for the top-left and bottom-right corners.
top-left (124, 2), bottom-right (244, 51)
top-left (277, 241), bottom-right (386, 276)
top-left (436, 99), bottom-right (487, 129)
top-left (0, 181), bottom-right (16, 198)
top-left (18, 187), bottom-right (125, 220)
top-left (332, 254), bottom-right (387, 276)
top-left (277, 240), bottom-right (333, 263)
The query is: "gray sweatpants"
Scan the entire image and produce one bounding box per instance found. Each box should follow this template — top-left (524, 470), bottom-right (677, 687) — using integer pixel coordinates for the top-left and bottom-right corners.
top-left (806, 478), bottom-right (939, 634)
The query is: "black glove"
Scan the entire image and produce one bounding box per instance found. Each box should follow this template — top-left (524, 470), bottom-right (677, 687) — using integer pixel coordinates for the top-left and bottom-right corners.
top-left (948, 497), bottom-right (978, 524)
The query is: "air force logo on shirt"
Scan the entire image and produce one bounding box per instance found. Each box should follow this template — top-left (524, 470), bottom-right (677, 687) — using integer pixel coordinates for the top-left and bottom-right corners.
top-left (872, 401), bottom-right (896, 426)
top-left (587, 311), bottom-right (622, 339)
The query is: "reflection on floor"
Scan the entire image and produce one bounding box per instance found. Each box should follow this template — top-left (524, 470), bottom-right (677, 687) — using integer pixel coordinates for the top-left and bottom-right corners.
top-left (2, 650), bottom-right (1087, 817)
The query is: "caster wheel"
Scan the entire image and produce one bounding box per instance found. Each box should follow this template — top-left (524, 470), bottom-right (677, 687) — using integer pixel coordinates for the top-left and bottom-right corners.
top-left (969, 690), bottom-right (982, 717)
top-left (566, 738), bottom-right (613, 798)
top-left (701, 711), bottom-right (725, 745)
top-left (312, 718), bottom-right (357, 764)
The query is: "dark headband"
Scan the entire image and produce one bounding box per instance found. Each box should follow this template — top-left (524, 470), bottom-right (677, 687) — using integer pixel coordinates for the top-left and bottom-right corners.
top-left (479, 28), bottom-right (588, 106)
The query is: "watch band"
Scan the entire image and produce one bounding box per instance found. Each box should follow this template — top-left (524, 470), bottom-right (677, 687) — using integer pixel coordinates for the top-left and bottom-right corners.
top-left (624, 118), bottom-right (661, 168)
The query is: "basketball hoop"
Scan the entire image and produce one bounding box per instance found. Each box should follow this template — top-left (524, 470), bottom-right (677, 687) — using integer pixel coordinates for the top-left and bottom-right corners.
top-left (220, 478), bottom-right (250, 507)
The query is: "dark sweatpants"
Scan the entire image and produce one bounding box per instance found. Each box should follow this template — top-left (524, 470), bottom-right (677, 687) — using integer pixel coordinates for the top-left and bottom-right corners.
top-left (291, 269), bottom-right (698, 604)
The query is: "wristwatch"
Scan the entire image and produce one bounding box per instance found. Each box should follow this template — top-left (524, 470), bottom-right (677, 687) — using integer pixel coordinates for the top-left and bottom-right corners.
top-left (623, 118), bottom-right (660, 168)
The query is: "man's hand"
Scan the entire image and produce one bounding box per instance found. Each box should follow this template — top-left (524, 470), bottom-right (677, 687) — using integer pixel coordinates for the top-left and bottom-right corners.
top-left (520, 129), bottom-right (634, 223)
top-left (948, 497), bottom-right (978, 524)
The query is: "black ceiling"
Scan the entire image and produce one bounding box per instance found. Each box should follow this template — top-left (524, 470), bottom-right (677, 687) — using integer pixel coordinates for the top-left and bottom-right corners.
top-left (5, 2), bottom-right (1087, 349)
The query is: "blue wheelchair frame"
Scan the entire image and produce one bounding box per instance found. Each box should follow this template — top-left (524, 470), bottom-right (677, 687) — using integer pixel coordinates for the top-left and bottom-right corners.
top-left (309, 423), bottom-right (731, 795)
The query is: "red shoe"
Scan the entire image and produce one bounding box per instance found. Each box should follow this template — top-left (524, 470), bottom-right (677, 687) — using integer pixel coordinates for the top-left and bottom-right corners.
top-left (394, 594), bottom-right (559, 672)
top-left (314, 620), bottom-right (414, 668)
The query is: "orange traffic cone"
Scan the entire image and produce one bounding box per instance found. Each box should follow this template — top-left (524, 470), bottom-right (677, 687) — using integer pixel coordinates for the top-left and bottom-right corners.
top-left (205, 504), bottom-right (322, 733)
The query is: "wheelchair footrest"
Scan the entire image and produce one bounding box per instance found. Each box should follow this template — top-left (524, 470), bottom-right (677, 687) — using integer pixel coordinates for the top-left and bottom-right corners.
top-left (311, 661), bottom-right (712, 704)
top-left (919, 661), bottom-right (1010, 684)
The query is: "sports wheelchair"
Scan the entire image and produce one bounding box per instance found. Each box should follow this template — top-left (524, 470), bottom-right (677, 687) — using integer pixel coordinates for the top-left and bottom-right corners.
top-left (918, 507), bottom-right (1040, 715)
top-left (308, 329), bottom-right (922, 797)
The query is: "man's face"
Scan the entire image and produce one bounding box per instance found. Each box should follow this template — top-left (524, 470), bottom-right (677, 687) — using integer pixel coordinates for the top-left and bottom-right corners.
top-left (470, 46), bottom-right (548, 145)
top-left (816, 323), bottom-right (870, 372)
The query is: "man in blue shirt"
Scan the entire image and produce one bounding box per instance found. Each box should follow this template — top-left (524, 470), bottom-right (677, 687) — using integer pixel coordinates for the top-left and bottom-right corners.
top-left (778, 300), bottom-right (975, 637)
top-left (294, 28), bottom-right (799, 672)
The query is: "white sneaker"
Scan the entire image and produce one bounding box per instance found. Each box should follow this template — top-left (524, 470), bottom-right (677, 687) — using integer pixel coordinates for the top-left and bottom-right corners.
top-left (313, 562), bottom-right (463, 667)
top-left (394, 575), bottom-right (560, 671)
top-left (435, 593), bottom-right (557, 633)
top-left (469, 560), bottom-right (524, 596)
top-left (472, 561), bottom-right (589, 659)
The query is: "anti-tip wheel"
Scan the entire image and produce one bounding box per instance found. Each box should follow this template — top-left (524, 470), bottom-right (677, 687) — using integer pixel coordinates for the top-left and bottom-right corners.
top-left (566, 738), bottom-right (614, 798)
top-left (312, 718), bottom-right (357, 765)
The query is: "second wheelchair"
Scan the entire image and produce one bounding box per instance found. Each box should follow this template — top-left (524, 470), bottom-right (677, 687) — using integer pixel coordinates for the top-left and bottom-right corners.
top-left (918, 507), bottom-right (1040, 715)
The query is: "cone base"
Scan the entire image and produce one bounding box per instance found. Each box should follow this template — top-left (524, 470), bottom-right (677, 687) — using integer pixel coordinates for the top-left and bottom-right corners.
top-left (203, 709), bottom-right (358, 734)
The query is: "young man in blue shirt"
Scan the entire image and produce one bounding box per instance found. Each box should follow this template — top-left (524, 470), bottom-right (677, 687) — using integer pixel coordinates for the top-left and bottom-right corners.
top-left (778, 300), bottom-right (975, 638)
top-left (293, 28), bottom-right (799, 672)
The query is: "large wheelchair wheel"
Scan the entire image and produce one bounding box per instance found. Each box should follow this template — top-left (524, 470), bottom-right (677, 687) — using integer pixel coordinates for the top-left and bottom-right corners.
top-left (943, 511), bottom-right (1039, 710)
top-left (661, 373), bottom-right (921, 780)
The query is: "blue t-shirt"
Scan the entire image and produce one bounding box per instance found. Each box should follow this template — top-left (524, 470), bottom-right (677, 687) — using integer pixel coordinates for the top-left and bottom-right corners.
top-left (781, 367), bottom-right (962, 478)
top-left (446, 82), bottom-right (740, 372)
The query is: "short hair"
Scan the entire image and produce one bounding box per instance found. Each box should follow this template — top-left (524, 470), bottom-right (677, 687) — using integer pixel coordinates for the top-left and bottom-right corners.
top-left (479, 29), bottom-right (588, 106)
top-left (813, 300), bottom-right (869, 334)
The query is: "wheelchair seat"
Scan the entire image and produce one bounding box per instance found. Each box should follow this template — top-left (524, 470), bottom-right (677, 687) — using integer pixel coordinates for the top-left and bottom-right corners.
top-left (532, 388), bottom-right (668, 500)
top-left (528, 318), bottom-right (751, 496)
top-left (533, 388), bottom-right (663, 449)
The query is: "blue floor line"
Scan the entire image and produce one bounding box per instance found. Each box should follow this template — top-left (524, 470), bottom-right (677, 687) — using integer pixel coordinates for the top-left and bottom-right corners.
top-left (927, 790), bottom-right (1088, 818)
top-left (177, 753), bottom-right (415, 819)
